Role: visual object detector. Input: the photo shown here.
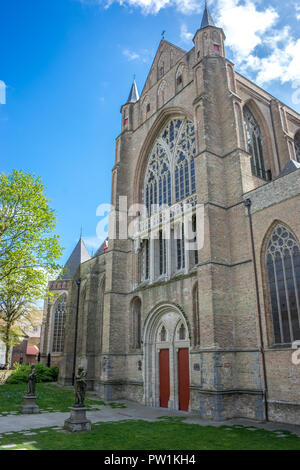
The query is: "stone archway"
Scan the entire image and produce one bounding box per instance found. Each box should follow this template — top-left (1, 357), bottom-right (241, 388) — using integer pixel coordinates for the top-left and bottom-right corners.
top-left (143, 304), bottom-right (190, 411)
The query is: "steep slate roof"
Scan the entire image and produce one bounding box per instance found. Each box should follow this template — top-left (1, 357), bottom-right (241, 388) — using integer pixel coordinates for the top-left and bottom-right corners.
top-left (59, 237), bottom-right (91, 280)
top-left (200, 2), bottom-right (215, 29)
top-left (127, 79), bottom-right (140, 103)
top-left (94, 238), bottom-right (108, 257)
top-left (278, 159), bottom-right (300, 178)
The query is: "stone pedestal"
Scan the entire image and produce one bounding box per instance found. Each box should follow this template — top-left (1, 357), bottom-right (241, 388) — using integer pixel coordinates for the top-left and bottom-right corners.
top-left (63, 407), bottom-right (91, 432)
top-left (19, 395), bottom-right (40, 414)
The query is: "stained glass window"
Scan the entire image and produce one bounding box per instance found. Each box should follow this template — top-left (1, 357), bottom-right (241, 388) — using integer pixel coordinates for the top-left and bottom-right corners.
top-left (144, 117), bottom-right (197, 215)
top-left (266, 224), bottom-right (300, 344)
top-left (131, 297), bottom-right (142, 349)
top-left (294, 133), bottom-right (300, 163)
top-left (176, 223), bottom-right (185, 270)
top-left (52, 294), bottom-right (67, 353)
top-left (159, 230), bottom-right (167, 276)
top-left (244, 106), bottom-right (269, 181)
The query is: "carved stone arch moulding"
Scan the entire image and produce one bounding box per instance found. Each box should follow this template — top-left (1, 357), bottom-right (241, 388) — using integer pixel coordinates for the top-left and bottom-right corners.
top-left (143, 301), bottom-right (192, 342)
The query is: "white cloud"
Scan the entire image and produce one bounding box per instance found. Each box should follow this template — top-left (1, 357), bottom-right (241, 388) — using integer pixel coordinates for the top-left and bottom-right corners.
top-left (83, 236), bottom-right (103, 252)
top-left (79, 0), bottom-right (300, 87)
top-left (217, 0), bottom-right (278, 60)
top-left (77, 0), bottom-right (202, 14)
top-left (215, 0), bottom-right (300, 85)
top-left (123, 49), bottom-right (140, 61)
top-left (180, 24), bottom-right (193, 43)
top-left (123, 48), bottom-right (152, 62)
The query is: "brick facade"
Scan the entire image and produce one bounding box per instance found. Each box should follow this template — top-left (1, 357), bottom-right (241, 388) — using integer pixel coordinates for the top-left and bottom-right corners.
top-left (41, 9), bottom-right (300, 425)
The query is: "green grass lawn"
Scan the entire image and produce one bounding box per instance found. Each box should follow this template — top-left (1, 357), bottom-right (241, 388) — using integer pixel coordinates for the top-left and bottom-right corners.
top-left (0, 419), bottom-right (300, 450)
top-left (0, 382), bottom-right (111, 414)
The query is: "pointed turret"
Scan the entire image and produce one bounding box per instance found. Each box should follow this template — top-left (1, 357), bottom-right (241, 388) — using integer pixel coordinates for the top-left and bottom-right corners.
top-left (193, 1), bottom-right (226, 61)
top-left (127, 79), bottom-right (139, 104)
top-left (200, 1), bottom-right (215, 29)
top-left (121, 79), bottom-right (139, 132)
top-left (59, 237), bottom-right (91, 280)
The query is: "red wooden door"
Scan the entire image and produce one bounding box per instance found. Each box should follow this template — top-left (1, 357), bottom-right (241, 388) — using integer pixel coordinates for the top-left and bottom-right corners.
top-left (178, 348), bottom-right (190, 411)
top-left (159, 349), bottom-right (170, 408)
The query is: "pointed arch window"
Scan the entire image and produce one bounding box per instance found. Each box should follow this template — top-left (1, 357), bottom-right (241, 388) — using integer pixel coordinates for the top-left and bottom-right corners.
top-left (294, 132), bottom-right (300, 163)
top-left (179, 323), bottom-right (186, 340)
top-left (131, 297), bottom-right (142, 349)
top-left (193, 283), bottom-right (200, 346)
top-left (160, 325), bottom-right (167, 342)
top-left (243, 106), bottom-right (269, 181)
top-left (52, 294), bottom-right (67, 353)
top-left (144, 117), bottom-right (196, 216)
top-left (265, 224), bottom-right (300, 345)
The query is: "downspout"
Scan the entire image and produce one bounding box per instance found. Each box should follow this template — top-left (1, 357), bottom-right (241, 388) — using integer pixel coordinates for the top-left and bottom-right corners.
top-left (72, 278), bottom-right (81, 386)
top-left (244, 198), bottom-right (269, 422)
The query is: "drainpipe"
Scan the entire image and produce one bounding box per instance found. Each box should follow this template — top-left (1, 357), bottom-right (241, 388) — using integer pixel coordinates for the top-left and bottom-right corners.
top-left (244, 198), bottom-right (269, 422)
top-left (72, 278), bottom-right (81, 386)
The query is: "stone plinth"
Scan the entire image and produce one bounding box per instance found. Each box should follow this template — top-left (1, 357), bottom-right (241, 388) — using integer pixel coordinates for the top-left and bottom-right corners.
top-left (63, 407), bottom-right (91, 432)
top-left (19, 395), bottom-right (40, 414)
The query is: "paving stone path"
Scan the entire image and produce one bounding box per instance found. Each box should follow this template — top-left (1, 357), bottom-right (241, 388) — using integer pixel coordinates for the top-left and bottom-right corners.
top-left (0, 400), bottom-right (300, 450)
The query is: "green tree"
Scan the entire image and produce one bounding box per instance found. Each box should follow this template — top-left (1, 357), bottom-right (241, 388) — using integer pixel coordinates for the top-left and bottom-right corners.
top-left (0, 169), bottom-right (62, 281)
top-left (0, 272), bottom-right (44, 368)
top-left (0, 170), bottom-right (63, 368)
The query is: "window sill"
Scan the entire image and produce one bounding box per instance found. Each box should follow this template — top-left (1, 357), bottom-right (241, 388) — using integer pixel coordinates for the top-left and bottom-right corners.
top-left (265, 343), bottom-right (296, 351)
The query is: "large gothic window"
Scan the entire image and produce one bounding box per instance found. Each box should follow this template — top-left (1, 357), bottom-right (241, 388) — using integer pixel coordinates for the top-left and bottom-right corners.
top-left (265, 225), bottom-right (300, 345)
top-left (144, 117), bottom-right (196, 216)
top-left (294, 132), bottom-right (300, 163)
top-left (243, 106), bottom-right (269, 181)
top-left (52, 294), bottom-right (67, 353)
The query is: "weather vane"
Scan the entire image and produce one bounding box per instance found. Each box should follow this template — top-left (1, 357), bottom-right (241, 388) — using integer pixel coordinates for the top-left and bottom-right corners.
top-left (161, 30), bottom-right (166, 39)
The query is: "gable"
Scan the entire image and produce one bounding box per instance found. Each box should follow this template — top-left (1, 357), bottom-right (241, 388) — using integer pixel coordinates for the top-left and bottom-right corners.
top-left (141, 40), bottom-right (186, 98)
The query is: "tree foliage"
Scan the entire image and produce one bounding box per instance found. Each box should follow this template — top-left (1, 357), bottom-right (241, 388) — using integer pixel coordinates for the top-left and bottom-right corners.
top-left (0, 170), bottom-right (63, 367)
top-left (0, 169), bottom-right (62, 281)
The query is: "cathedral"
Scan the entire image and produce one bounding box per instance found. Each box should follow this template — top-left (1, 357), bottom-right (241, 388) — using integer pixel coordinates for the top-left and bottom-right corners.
top-left (40, 4), bottom-right (300, 425)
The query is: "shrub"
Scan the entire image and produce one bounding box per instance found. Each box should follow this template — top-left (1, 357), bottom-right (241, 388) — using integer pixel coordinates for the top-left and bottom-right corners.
top-left (6, 363), bottom-right (59, 384)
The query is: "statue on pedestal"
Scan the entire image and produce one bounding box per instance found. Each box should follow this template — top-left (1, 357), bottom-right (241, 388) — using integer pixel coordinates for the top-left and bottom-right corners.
top-left (74, 366), bottom-right (87, 407)
top-left (27, 365), bottom-right (37, 396)
top-left (64, 366), bottom-right (91, 431)
top-left (20, 364), bottom-right (39, 414)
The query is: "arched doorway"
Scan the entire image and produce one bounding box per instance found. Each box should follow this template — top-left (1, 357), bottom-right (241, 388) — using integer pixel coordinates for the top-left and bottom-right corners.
top-left (143, 304), bottom-right (190, 411)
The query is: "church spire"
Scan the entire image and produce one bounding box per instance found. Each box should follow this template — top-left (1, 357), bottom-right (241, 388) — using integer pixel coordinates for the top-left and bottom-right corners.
top-left (126, 79), bottom-right (139, 104)
top-left (200, 1), bottom-right (215, 29)
top-left (193, 1), bottom-right (225, 61)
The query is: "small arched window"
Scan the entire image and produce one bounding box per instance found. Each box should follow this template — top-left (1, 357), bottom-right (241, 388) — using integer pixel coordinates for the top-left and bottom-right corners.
top-left (178, 323), bottom-right (186, 340)
top-left (52, 294), bottom-right (67, 353)
top-left (294, 132), bottom-right (300, 163)
top-left (192, 283), bottom-right (200, 347)
top-left (243, 106), bottom-right (269, 181)
top-left (131, 297), bottom-right (142, 349)
top-left (160, 325), bottom-right (167, 342)
top-left (265, 224), bottom-right (300, 344)
top-left (157, 80), bottom-right (166, 108)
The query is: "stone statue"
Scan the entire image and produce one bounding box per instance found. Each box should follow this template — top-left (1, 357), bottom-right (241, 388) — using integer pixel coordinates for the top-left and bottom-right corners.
top-left (27, 365), bottom-right (37, 396)
top-left (74, 366), bottom-right (87, 407)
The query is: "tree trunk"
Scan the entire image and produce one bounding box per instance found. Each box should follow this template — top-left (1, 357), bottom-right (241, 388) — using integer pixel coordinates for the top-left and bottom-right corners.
top-left (4, 324), bottom-right (11, 370)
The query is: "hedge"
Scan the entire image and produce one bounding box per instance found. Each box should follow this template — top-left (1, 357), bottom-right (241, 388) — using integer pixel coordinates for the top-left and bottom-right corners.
top-left (6, 363), bottom-right (59, 384)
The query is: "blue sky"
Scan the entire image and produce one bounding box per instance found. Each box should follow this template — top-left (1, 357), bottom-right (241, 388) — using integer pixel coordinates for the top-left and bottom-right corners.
top-left (1, 0), bottom-right (300, 266)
